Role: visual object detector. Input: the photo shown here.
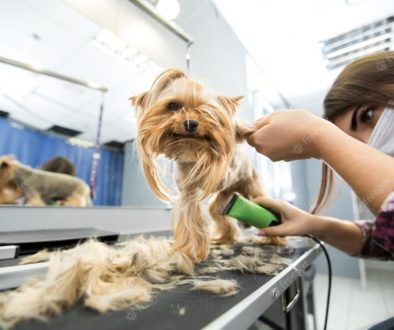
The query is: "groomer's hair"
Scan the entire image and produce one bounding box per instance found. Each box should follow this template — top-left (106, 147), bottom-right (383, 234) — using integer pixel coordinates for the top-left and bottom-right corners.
top-left (39, 156), bottom-right (76, 176)
top-left (312, 51), bottom-right (394, 214)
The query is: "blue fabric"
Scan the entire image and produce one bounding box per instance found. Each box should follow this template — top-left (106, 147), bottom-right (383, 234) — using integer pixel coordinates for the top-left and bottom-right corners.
top-left (0, 117), bottom-right (124, 206)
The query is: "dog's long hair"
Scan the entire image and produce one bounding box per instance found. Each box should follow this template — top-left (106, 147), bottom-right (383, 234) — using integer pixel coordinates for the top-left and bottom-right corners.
top-left (132, 69), bottom-right (242, 202)
top-left (131, 69), bottom-right (262, 262)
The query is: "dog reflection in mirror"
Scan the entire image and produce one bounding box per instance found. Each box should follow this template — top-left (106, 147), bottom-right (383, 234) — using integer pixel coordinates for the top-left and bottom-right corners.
top-left (0, 155), bottom-right (91, 206)
top-left (132, 69), bottom-right (286, 263)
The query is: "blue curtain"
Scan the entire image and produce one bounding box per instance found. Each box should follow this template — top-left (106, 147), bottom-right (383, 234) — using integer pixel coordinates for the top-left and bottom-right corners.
top-left (0, 117), bottom-right (124, 205)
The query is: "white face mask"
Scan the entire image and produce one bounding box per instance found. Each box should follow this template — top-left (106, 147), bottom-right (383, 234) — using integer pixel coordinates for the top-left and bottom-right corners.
top-left (353, 108), bottom-right (394, 219)
top-left (368, 108), bottom-right (394, 157)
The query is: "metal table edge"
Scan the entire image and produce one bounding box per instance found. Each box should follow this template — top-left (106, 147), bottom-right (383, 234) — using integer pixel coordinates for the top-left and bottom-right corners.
top-left (0, 262), bottom-right (49, 290)
top-left (202, 243), bottom-right (321, 330)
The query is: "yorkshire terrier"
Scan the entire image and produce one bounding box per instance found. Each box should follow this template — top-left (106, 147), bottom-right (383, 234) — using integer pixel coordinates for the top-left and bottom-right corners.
top-left (132, 69), bottom-right (285, 262)
top-left (0, 155), bottom-right (91, 206)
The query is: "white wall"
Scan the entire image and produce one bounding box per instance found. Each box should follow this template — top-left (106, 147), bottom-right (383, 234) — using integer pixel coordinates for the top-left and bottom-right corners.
top-left (304, 158), bottom-right (362, 277)
top-left (174, 0), bottom-right (249, 115)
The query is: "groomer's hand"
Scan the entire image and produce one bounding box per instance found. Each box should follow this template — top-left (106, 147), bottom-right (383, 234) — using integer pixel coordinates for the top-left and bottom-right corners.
top-left (252, 196), bottom-right (316, 237)
top-left (252, 196), bottom-right (367, 255)
top-left (247, 110), bottom-right (333, 161)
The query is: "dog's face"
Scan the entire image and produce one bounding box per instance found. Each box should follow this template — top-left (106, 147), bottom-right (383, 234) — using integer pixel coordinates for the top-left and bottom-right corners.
top-left (131, 69), bottom-right (243, 201)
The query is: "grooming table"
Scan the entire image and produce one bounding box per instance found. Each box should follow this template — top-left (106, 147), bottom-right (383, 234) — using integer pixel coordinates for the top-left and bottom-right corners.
top-left (0, 235), bottom-right (321, 330)
top-left (0, 228), bottom-right (119, 255)
top-left (0, 228), bottom-right (119, 290)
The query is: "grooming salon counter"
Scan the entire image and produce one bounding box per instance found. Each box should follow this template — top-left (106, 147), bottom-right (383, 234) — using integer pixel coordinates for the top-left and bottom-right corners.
top-left (0, 226), bottom-right (321, 330)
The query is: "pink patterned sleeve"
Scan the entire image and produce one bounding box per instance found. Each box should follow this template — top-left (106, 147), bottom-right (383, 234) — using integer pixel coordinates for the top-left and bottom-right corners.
top-left (354, 192), bottom-right (394, 260)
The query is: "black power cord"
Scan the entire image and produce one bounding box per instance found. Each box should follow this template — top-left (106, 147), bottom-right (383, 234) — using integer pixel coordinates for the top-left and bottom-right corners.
top-left (258, 315), bottom-right (285, 330)
top-left (306, 234), bottom-right (332, 330)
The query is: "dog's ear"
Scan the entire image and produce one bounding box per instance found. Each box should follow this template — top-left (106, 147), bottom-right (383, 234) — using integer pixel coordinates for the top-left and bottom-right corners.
top-left (217, 96), bottom-right (244, 116)
top-left (130, 92), bottom-right (148, 110)
top-left (130, 69), bottom-right (186, 113)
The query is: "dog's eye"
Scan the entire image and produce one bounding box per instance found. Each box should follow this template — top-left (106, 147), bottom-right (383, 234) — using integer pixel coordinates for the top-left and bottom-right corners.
top-left (168, 102), bottom-right (182, 111)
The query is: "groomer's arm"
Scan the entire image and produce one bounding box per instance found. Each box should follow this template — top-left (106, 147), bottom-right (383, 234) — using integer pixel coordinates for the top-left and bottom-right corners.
top-left (313, 122), bottom-right (394, 214)
top-left (247, 110), bottom-right (394, 214)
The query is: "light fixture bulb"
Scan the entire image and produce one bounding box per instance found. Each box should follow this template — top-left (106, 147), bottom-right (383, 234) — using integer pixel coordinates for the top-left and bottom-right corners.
top-left (345, 0), bottom-right (363, 5)
top-left (156, 0), bottom-right (180, 20)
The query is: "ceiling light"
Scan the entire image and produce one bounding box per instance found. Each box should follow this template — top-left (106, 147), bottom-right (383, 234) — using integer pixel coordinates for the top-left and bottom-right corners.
top-left (156, 0), bottom-right (180, 20)
top-left (345, 0), bottom-right (363, 5)
top-left (133, 53), bottom-right (149, 66)
top-left (95, 29), bottom-right (127, 53)
top-left (68, 137), bottom-right (95, 148)
top-left (95, 29), bottom-right (115, 45)
top-left (122, 46), bottom-right (138, 59)
top-left (110, 38), bottom-right (128, 53)
top-left (93, 30), bottom-right (151, 69)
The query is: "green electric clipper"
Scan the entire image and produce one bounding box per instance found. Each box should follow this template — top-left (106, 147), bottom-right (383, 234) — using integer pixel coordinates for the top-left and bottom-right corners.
top-left (222, 193), bottom-right (281, 228)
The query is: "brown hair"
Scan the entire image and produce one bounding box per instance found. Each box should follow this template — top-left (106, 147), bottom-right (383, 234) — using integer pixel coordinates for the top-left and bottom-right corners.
top-left (39, 156), bottom-right (76, 176)
top-left (311, 51), bottom-right (394, 214)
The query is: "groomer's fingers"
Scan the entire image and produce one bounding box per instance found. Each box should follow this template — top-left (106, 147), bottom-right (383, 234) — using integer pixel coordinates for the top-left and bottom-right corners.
top-left (252, 196), bottom-right (286, 214)
top-left (253, 116), bottom-right (270, 129)
top-left (246, 131), bottom-right (258, 147)
top-left (255, 199), bottom-right (314, 237)
top-left (246, 117), bottom-right (270, 140)
top-left (257, 224), bottom-right (287, 237)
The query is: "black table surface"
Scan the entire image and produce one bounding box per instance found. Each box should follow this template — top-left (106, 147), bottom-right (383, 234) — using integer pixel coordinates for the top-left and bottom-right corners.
top-left (4, 236), bottom-right (319, 330)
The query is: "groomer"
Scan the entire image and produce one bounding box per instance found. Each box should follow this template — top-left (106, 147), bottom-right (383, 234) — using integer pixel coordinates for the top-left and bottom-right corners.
top-left (247, 51), bottom-right (394, 261)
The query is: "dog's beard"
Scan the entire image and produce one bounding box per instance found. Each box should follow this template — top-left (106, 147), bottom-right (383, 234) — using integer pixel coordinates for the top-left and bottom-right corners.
top-left (137, 112), bottom-right (234, 201)
top-left (163, 133), bottom-right (218, 162)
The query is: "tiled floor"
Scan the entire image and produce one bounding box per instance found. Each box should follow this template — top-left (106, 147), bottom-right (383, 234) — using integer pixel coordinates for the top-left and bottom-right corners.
top-left (313, 268), bottom-right (394, 330)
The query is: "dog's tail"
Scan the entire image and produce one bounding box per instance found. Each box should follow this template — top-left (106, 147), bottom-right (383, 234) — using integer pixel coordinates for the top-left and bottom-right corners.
top-left (234, 122), bottom-right (256, 143)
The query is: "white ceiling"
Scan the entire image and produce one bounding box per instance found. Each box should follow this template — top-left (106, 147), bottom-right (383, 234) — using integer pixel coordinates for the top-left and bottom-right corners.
top-left (2, 0), bottom-right (392, 145)
top-left (213, 0), bottom-right (394, 114)
top-left (0, 0), bottom-right (163, 144)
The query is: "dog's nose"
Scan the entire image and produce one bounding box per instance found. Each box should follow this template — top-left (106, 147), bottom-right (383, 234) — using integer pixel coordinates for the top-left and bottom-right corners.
top-left (183, 120), bottom-right (199, 133)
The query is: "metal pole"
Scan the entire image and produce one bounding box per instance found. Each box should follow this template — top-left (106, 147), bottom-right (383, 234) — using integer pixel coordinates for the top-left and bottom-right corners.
top-left (89, 92), bottom-right (105, 200)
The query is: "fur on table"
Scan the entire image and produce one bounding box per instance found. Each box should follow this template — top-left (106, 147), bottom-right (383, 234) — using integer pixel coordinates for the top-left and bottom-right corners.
top-left (0, 236), bottom-right (291, 329)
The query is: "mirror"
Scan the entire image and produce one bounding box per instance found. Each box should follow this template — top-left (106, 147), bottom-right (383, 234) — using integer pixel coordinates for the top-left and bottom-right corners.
top-left (0, 0), bottom-right (164, 207)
